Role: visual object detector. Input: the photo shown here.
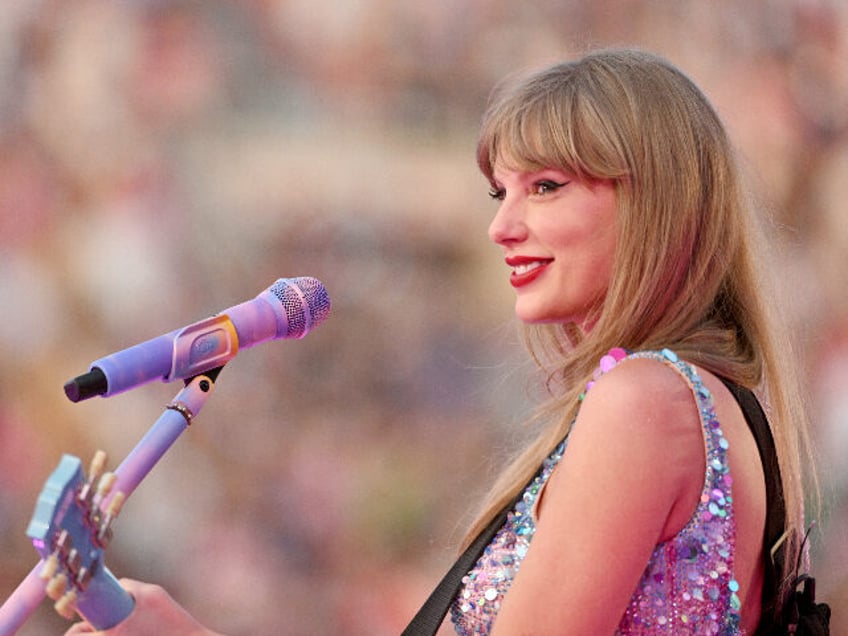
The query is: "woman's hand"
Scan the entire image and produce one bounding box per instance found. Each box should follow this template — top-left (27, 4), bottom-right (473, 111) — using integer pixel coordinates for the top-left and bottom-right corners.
top-left (64, 579), bottom-right (221, 636)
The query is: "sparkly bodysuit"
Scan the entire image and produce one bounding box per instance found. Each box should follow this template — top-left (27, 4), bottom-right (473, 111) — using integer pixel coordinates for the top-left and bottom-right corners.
top-left (451, 349), bottom-right (743, 635)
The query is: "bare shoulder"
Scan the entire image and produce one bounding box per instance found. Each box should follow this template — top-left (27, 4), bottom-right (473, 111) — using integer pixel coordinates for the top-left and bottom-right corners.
top-left (554, 354), bottom-right (707, 542)
top-left (575, 354), bottom-right (701, 439)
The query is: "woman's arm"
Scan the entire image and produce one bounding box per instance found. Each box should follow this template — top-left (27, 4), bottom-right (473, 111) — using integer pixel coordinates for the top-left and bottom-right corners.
top-left (491, 357), bottom-right (707, 634)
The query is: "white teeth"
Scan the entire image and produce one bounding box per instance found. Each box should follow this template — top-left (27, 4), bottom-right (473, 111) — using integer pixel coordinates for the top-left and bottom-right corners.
top-left (512, 261), bottom-right (545, 275)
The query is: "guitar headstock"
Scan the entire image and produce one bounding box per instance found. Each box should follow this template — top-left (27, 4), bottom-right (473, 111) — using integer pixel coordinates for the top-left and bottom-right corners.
top-left (26, 451), bottom-right (134, 628)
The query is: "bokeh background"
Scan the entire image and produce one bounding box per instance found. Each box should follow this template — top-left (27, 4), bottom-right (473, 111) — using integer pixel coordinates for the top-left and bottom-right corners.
top-left (1, 1), bottom-right (846, 634)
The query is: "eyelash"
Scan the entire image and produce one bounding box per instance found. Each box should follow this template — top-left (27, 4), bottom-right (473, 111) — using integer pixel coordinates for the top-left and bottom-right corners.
top-left (488, 179), bottom-right (568, 201)
top-left (533, 179), bottom-right (568, 195)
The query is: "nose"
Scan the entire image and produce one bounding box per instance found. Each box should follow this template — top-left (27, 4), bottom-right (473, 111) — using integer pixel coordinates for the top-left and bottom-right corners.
top-left (488, 197), bottom-right (527, 246)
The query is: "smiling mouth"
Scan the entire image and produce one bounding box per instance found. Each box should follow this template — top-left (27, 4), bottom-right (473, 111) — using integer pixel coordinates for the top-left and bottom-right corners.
top-left (507, 259), bottom-right (553, 287)
top-left (511, 260), bottom-right (549, 275)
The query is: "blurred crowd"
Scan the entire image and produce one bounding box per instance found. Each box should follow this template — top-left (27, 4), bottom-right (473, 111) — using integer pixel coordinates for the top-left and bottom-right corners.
top-left (0, 1), bottom-right (846, 634)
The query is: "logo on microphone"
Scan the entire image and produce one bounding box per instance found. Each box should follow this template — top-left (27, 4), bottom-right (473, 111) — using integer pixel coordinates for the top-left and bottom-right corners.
top-left (170, 315), bottom-right (240, 380)
top-left (191, 332), bottom-right (223, 361)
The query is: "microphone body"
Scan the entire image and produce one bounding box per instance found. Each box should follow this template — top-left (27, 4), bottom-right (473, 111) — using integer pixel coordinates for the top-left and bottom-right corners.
top-left (64, 277), bottom-right (330, 402)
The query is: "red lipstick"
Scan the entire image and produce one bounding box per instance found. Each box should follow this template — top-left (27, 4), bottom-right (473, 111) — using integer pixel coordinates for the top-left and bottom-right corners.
top-left (505, 257), bottom-right (552, 288)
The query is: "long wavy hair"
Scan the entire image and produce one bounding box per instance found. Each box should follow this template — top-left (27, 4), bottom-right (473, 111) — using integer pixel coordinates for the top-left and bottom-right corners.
top-left (467, 48), bottom-right (816, 614)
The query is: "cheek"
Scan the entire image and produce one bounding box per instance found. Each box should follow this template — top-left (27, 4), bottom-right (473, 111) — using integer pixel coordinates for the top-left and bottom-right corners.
top-left (585, 200), bottom-right (618, 275)
top-left (591, 231), bottom-right (617, 287)
top-left (555, 221), bottom-right (616, 267)
top-left (568, 221), bottom-right (616, 297)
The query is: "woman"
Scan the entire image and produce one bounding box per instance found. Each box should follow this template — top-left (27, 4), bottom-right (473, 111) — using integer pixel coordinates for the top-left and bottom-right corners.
top-left (67, 48), bottom-right (816, 635)
top-left (448, 48), bottom-right (815, 634)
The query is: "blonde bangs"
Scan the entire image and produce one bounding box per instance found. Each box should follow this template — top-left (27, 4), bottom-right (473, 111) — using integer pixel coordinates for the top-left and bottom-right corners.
top-left (476, 67), bottom-right (628, 185)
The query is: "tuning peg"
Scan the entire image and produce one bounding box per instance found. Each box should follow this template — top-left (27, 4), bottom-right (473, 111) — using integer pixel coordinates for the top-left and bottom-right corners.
top-left (46, 572), bottom-right (68, 601)
top-left (96, 491), bottom-right (126, 546)
top-left (96, 524), bottom-right (113, 547)
top-left (66, 548), bottom-right (82, 578)
top-left (106, 491), bottom-right (126, 517)
top-left (54, 588), bottom-right (79, 620)
top-left (77, 450), bottom-right (109, 506)
top-left (40, 554), bottom-right (59, 580)
top-left (89, 450), bottom-right (107, 478)
top-left (77, 480), bottom-right (95, 509)
top-left (56, 529), bottom-right (71, 556)
top-left (74, 565), bottom-right (93, 592)
top-left (96, 472), bottom-right (117, 499)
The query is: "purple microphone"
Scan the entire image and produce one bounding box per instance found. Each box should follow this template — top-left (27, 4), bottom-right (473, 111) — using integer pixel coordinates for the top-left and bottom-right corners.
top-left (64, 277), bottom-right (331, 402)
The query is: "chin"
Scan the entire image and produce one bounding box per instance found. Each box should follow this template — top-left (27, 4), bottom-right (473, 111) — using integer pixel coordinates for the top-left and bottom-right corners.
top-left (514, 308), bottom-right (595, 334)
top-left (514, 306), bottom-right (579, 326)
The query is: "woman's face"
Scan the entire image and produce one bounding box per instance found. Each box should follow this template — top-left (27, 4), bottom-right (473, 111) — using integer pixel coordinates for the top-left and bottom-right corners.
top-left (488, 163), bottom-right (617, 331)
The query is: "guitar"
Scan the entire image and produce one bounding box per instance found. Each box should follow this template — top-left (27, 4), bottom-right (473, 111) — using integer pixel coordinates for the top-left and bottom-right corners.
top-left (26, 451), bottom-right (135, 629)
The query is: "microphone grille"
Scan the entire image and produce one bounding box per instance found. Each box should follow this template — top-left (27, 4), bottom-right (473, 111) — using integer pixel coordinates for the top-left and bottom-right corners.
top-left (270, 277), bottom-right (331, 338)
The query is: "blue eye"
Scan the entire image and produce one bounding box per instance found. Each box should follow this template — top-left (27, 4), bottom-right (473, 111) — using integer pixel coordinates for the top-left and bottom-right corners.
top-left (488, 187), bottom-right (506, 201)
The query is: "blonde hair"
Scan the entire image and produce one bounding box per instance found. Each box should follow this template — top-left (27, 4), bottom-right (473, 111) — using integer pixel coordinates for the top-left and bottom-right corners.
top-left (469, 48), bottom-right (815, 613)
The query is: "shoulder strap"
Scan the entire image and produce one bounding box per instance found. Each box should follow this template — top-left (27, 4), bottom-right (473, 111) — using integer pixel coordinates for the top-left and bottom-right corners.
top-left (400, 503), bottom-right (512, 636)
top-left (717, 378), bottom-right (787, 625)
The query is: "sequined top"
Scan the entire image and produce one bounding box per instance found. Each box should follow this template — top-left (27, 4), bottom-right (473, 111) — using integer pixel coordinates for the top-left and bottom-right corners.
top-left (450, 349), bottom-right (743, 635)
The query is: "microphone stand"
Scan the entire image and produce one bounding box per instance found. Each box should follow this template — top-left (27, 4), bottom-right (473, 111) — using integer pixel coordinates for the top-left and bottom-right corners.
top-left (0, 368), bottom-right (222, 636)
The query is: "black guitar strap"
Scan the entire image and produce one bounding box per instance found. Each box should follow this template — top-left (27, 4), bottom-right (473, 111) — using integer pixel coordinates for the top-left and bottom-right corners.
top-left (717, 378), bottom-right (786, 625)
top-left (400, 501), bottom-right (512, 636)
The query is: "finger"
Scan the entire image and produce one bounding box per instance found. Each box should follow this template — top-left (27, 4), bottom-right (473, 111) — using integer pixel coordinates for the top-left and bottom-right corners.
top-left (116, 578), bottom-right (145, 595)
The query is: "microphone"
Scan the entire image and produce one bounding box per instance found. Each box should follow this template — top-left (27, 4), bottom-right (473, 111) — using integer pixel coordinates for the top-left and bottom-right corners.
top-left (63, 277), bottom-right (331, 402)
